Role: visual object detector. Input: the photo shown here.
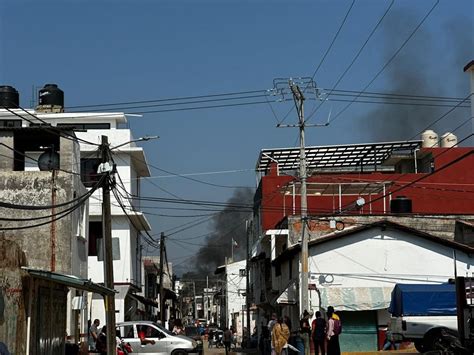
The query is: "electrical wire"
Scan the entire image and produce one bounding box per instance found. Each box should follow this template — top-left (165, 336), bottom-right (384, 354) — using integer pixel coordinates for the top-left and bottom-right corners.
top-left (66, 89), bottom-right (268, 109)
top-left (310, 0), bottom-right (356, 81)
top-left (328, 0), bottom-right (440, 124)
top-left (306, 0), bottom-right (395, 121)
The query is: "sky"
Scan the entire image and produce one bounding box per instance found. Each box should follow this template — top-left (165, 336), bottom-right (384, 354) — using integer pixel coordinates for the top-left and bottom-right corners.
top-left (1, 0), bottom-right (473, 275)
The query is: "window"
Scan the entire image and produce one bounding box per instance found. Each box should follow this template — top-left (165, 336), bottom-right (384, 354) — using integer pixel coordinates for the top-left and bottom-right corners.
top-left (81, 158), bottom-right (101, 187)
top-left (239, 269), bottom-right (247, 277)
top-left (88, 221), bottom-right (102, 257)
top-left (117, 325), bottom-right (134, 339)
top-left (137, 325), bottom-right (162, 339)
top-left (57, 123), bottom-right (110, 130)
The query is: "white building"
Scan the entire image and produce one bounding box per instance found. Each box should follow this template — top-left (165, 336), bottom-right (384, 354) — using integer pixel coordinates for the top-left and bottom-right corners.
top-left (216, 259), bottom-right (256, 341)
top-left (0, 85), bottom-right (153, 327)
top-left (264, 219), bottom-right (474, 352)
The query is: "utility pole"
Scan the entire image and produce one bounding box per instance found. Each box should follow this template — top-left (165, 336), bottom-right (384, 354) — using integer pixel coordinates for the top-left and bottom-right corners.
top-left (159, 232), bottom-right (165, 325)
top-left (289, 83), bottom-right (310, 315)
top-left (193, 281), bottom-right (197, 320)
top-left (274, 78), bottom-right (324, 315)
top-left (245, 220), bottom-right (251, 347)
top-left (100, 135), bottom-right (116, 355)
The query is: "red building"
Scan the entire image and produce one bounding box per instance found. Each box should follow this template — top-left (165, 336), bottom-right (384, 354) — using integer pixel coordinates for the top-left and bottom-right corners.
top-left (254, 137), bottom-right (474, 232)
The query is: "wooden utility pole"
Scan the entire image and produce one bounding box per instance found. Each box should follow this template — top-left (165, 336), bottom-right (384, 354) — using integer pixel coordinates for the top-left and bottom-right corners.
top-left (100, 135), bottom-right (116, 355)
top-left (159, 232), bottom-right (166, 324)
top-left (289, 84), bottom-right (309, 314)
top-left (245, 220), bottom-right (251, 347)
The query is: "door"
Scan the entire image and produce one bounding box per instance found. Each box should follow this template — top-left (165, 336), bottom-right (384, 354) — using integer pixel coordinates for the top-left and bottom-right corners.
top-left (338, 310), bottom-right (378, 352)
top-left (117, 324), bottom-right (141, 353)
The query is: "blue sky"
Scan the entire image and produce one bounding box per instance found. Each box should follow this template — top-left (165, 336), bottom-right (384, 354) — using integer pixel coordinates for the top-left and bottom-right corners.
top-left (1, 0), bottom-right (473, 272)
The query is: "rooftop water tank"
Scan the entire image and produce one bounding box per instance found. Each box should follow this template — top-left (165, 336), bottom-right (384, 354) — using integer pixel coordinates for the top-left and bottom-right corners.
top-left (390, 196), bottom-right (412, 214)
top-left (0, 85), bottom-right (19, 108)
top-left (440, 132), bottom-right (458, 148)
top-left (421, 130), bottom-right (439, 148)
top-left (37, 84), bottom-right (64, 113)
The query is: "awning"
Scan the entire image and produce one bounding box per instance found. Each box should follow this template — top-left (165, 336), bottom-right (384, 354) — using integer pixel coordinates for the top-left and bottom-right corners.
top-left (164, 288), bottom-right (178, 301)
top-left (128, 293), bottom-right (158, 307)
top-left (22, 267), bottom-right (116, 296)
top-left (319, 287), bottom-right (393, 311)
top-left (275, 280), bottom-right (297, 305)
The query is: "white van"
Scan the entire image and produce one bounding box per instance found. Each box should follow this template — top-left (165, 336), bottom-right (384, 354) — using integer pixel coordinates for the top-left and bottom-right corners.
top-left (116, 321), bottom-right (199, 355)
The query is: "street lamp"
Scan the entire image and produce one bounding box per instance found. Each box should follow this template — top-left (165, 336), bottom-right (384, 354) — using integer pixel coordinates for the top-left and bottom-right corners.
top-left (111, 135), bottom-right (160, 150)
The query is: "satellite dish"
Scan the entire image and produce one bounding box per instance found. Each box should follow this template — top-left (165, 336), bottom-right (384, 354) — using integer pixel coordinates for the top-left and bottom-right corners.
top-left (356, 197), bottom-right (365, 209)
top-left (38, 150), bottom-right (59, 171)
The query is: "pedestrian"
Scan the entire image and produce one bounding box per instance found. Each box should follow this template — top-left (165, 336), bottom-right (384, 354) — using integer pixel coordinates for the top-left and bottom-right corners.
top-left (172, 319), bottom-right (184, 335)
top-left (88, 319), bottom-right (100, 351)
top-left (300, 310), bottom-right (311, 355)
top-left (326, 306), bottom-right (341, 355)
top-left (272, 317), bottom-right (290, 355)
top-left (261, 319), bottom-right (271, 355)
top-left (382, 329), bottom-right (399, 351)
top-left (223, 327), bottom-right (232, 355)
top-left (311, 311), bottom-right (326, 355)
top-left (268, 313), bottom-right (277, 333)
top-left (95, 325), bottom-right (107, 355)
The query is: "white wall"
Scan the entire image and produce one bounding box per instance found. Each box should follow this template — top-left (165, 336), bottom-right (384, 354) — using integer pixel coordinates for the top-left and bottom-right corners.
top-left (88, 216), bottom-right (135, 284)
top-left (309, 227), bottom-right (473, 289)
top-left (226, 260), bottom-right (248, 336)
top-left (299, 226), bottom-right (474, 319)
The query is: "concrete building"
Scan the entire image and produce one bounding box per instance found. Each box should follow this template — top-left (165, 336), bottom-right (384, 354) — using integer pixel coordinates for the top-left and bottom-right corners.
top-left (0, 124), bottom-right (113, 354)
top-left (0, 84), bottom-right (153, 326)
top-left (250, 64), bottom-right (474, 351)
top-left (263, 218), bottom-right (474, 352)
top-left (216, 259), bottom-right (256, 342)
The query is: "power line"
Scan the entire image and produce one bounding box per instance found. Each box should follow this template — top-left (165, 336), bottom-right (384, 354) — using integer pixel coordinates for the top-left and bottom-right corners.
top-left (329, 0), bottom-right (440, 123)
top-left (306, 0), bottom-right (395, 121)
top-left (310, 0), bottom-right (356, 80)
top-left (66, 89), bottom-right (268, 109)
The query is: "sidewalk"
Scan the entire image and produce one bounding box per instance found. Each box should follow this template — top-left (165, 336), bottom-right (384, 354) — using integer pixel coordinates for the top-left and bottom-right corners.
top-left (202, 340), bottom-right (418, 354)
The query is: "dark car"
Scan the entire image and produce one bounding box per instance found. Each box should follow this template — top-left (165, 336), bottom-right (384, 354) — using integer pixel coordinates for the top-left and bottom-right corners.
top-left (185, 326), bottom-right (203, 355)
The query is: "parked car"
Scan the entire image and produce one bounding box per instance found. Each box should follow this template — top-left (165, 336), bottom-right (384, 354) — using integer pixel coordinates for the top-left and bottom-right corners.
top-left (184, 326), bottom-right (203, 355)
top-left (116, 320), bottom-right (199, 355)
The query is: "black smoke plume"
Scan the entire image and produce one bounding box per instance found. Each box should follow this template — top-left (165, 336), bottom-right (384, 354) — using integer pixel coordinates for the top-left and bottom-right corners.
top-left (356, 9), bottom-right (473, 141)
top-left (181, 187), bottom-right (254, 282)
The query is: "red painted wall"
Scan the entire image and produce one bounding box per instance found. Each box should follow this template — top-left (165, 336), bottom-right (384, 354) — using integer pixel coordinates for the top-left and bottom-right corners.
top-left (257, 148), bottom-right (474, 231)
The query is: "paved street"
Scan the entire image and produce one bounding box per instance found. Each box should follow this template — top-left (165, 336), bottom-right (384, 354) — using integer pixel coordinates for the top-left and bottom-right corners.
top-left (202, 339), bottom-right (419, 354)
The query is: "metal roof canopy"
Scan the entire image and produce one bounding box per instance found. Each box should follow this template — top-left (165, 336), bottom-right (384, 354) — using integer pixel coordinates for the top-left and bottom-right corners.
top-left (23, 267), bottom-right (116, 296)
top-left (256, 140), bottom-right (422, 172)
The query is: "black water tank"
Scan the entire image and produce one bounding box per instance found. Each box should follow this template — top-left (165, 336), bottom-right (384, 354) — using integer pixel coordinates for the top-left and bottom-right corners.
top-left (390, 196), bottom-right (412, 213)
top-left (38, 84), bottom-right (64, 107)
top-left (0, 85), bottom-right (19, 108)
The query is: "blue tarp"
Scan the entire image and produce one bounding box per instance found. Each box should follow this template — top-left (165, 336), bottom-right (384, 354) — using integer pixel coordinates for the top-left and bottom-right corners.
top-left (388, 283), bottom-right (456, 317)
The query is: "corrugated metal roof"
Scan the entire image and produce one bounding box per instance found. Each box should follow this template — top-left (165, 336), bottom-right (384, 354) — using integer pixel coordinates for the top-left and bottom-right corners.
top-left (256, 140), bottom-right (422, 172)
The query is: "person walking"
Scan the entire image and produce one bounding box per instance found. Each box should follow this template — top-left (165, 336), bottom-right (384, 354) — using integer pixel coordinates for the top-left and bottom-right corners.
top-left (95, 325), bottom-right (108, 355)
top-left (326, 306), bottom-right (341, 355)
top-left (172, 319), bottom-right (184, 335)
top-left (88, 319), bottom-right (100, 351)
top-left (272, 317), bottom-right (290, 355)
top-left (223, 327), bottom-right (232, 355)
top-left (300, 310), bottom-right (311, 355)
top-left (312, 311), bottom-right (326, 355)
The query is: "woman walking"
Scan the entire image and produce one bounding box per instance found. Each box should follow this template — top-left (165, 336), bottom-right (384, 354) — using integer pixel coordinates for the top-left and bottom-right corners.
top-left (272, 317), bottom-right (290, 355)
